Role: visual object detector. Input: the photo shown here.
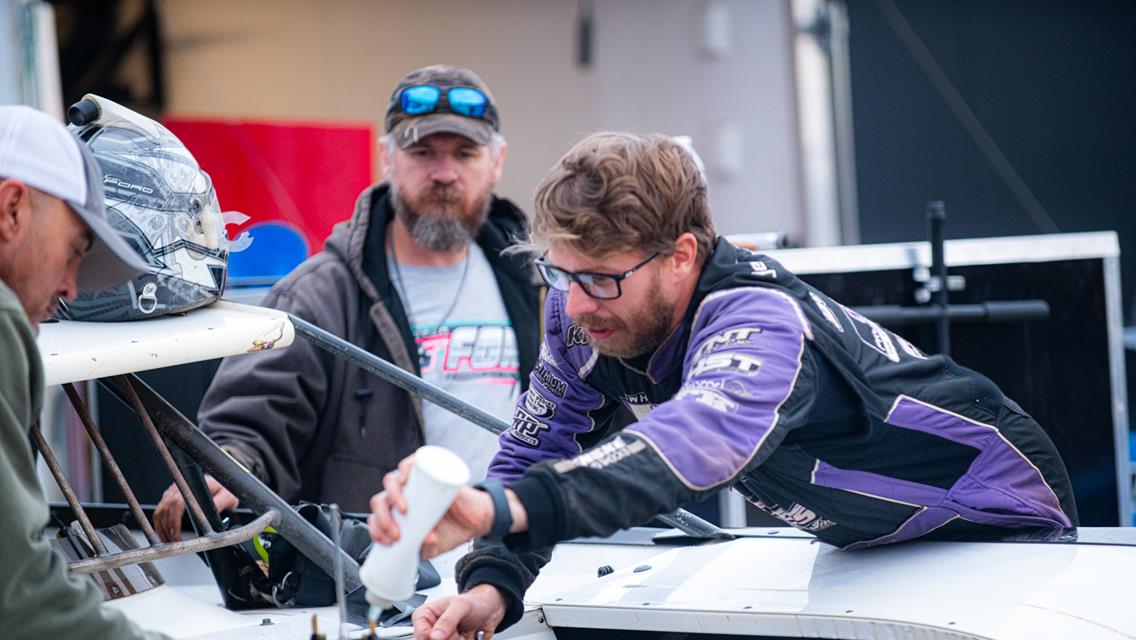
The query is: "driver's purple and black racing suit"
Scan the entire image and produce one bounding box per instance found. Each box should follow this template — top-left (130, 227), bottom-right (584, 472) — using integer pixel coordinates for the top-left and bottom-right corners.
top-left (456, 238), bottom-right (1077, 630)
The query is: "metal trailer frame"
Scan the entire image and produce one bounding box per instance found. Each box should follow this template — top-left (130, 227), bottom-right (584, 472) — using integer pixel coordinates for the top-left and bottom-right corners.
top-left (750, 229), bottom-right (1132, 525)
top-left (36, 309), bottom-right (723, 605)
top-left (34, 372), bottom-right (362, 593)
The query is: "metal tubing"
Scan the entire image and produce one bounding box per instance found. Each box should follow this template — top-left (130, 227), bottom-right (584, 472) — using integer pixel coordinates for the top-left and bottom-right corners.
top-left (29, 423), bottom-right (107, 555)
top-left (168, 444), bottom-right (255, 611)
top-left (100, 375), bottom-right (363, 592)
top-left (331, 503), bottom-right (348, 639)
top-left (927, 201), bottom-right (950, 355)
top-left (827, 0), bottom-right (861, 245)
top-left (170, 445), bottom-right (226, 533)
top-left (289, 313), bottom-right (729, 541)
top-left (69, 510), bottom-right (278, 574)
top-left (115, 375), bottom-right (214, 536)
top-left (854, 300), bottom-right (1050, 327)
top-left (62, 383), bottom-right (160, 545)
top-left (656, 508), bottom-right (735, 540)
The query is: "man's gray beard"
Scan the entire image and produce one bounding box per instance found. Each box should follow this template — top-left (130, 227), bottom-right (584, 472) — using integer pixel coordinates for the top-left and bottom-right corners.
top-left (391, 181), bottom-right (491, 252)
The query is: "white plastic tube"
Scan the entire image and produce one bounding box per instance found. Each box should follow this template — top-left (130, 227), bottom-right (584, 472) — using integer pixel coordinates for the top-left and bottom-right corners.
top-left (360, 445), bottom-right (470, 610)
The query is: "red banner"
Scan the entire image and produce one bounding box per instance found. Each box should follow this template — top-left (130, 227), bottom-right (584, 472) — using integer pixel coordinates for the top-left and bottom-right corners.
top-left (163, 117), bottom-right (374, 279)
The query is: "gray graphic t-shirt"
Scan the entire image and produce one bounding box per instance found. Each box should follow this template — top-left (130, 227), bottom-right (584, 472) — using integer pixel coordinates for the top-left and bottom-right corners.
top-left (388, 244), bottom-right (519, 479)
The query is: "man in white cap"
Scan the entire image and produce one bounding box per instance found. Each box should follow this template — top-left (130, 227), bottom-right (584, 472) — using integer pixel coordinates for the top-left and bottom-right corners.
top-left (0, 105), bottom-right (165, 639)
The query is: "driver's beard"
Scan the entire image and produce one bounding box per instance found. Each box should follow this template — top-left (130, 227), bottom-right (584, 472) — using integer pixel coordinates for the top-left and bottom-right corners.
top-left (573, 274), bottom-right (677, 359)
top-left (391, 180), bottom-right (491, 252)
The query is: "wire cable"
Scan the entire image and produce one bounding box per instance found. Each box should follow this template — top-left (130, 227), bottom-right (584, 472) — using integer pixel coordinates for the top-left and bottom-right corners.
top-left (874, 0), bottom-right (1060, 233)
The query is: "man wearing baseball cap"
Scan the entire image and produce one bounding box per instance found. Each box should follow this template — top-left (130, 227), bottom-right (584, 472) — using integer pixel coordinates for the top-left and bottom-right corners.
top-left (0, 105), bottom-right (163, 639)
top-left (153, 65), bottom-right (541, 551)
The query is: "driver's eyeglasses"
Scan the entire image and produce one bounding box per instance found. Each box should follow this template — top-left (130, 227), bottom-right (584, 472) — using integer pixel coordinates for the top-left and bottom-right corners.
top-left (534, 252), bottom-right (661, 300)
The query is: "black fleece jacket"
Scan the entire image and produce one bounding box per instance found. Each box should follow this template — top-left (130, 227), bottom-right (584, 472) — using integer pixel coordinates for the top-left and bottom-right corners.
top-left (199, 183), bottom-right (541, 511)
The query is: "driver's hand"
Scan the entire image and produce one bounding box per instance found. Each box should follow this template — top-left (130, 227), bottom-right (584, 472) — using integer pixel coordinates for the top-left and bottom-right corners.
top-left (153, 474), bottom-right (239, 542)
top-left (367, 455), bottom-right (494, 558)
top-left (412, 584), bottom-right (508, 640)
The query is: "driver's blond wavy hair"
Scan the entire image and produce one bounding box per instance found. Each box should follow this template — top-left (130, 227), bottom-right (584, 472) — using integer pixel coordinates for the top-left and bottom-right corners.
top-left (516, 131), bottom-right (716, 264)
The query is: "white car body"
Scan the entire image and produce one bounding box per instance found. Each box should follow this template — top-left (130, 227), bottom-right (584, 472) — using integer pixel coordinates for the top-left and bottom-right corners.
top-left (37, 300), bottom-right (1136, 639)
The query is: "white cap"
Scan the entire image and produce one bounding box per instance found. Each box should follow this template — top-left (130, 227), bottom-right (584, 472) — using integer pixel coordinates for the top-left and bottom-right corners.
top-left (0, 105), bottom-right (148, 291)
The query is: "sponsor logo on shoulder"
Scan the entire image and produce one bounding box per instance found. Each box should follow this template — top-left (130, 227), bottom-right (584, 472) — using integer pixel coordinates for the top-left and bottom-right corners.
top-left (566, 323), bottom-right (590, 348)
top-left (532, 362), bottom-right (567, 397)
top-left (523, 391), bottom-right (557, 419)
top-left (675, 387), bottom-right (738, 413)
top-left (553, 436), bottom-right (646, 473)
top-left (809, 292), bottom-right (844, 333)
top-left (690, 352), bottom-right (763, 378)
top-left (842, 306), bottom-right (900, 363)
top-left (510, 406), bottom-right (550, 448)
top-left (895, 334), bottom-right (926, 359)
top-left (749, 260), bottom-right (777, 279)
top-left (693, 327), bottom-right (762, 360)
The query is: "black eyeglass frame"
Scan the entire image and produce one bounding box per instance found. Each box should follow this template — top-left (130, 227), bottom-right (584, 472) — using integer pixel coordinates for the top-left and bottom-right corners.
top-left (534, 251), bottom-right (662, 300)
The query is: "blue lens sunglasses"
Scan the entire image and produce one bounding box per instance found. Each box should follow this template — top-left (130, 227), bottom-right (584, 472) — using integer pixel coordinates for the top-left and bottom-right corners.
top-left (398, 85), bottom-right (494, 121)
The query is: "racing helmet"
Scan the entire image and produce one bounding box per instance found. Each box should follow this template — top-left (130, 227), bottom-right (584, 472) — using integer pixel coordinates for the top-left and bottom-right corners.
top-left (57, 94), bottom-right (247, 321)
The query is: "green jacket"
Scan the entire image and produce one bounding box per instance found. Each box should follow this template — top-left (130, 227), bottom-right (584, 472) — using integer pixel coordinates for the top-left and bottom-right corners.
top-left (0, 279), bottom-right (167, 639)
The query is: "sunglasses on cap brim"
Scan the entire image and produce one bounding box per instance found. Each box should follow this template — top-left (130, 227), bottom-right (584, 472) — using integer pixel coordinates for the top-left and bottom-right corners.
top-left (397, 85), bottom-right (493, 121)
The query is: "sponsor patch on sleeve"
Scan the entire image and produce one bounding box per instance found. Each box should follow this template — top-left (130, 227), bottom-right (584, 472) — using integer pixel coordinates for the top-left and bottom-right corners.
top-left (510, 406), bottom-right (550, 448)
top-left (693, 327), bottom-right (762, 360)
top-left (532, 362), bottom-right (567, 397)
top-left (566, 323), bottom-right (590, 348)
top-left (552, 436), bottom-right (646, 473)
top-left (687, 378), bottom-right (755, 398)
top-left (689, 352), bottom-right (763, 378)
top-left (523, 391), bottom-right (557, 419)
top-left (674, 387), bottom-right (739, 413)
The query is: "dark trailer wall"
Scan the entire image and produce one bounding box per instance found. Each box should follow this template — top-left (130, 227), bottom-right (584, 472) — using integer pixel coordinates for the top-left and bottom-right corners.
top-left (844, 1), bottom-right (1135, 523)
top-left (775, 235), bottom-right (1126, 526)
top-left (847, 0), bottom-right (1136, 264)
